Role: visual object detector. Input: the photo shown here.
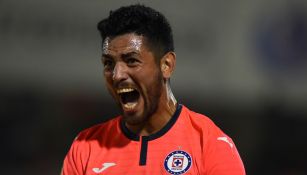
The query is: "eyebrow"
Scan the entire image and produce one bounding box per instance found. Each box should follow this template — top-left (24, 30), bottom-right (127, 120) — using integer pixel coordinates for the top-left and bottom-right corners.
top-left (122, 51), bottom-right (139, 58)
top-left (102, 54), bottom-right (113, 59)
top-left (102, 51), bottom-right (140, 60)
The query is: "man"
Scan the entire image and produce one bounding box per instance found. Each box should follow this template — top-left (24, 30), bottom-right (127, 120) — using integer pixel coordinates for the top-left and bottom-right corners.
top-left (61, 4), bottom-right (245, 175)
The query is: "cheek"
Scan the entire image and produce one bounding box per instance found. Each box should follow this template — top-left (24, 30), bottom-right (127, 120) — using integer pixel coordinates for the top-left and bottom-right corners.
top-left (136, 64), bottom-right (160, 82)
top-left (104, 72), bottom-right (115, 93)
top-left (106, 83), bottom-right (118, 100)
top-left (104, 71), bottom-right (113, 83)
top-left (137, 70), bottom-right (161, 96)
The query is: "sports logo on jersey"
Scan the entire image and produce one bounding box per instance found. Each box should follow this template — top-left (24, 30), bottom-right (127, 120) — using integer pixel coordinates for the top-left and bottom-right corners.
top-left (164, 150), bottom-right (192, 174)
top-left (92, 162), bottom-right (116, 173)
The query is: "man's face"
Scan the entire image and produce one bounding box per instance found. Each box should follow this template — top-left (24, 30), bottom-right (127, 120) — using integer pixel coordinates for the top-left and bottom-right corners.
top-left (102, 33), bottom-right (163, 125)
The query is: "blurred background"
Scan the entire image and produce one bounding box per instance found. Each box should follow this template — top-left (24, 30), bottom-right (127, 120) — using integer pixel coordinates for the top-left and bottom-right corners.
top-left (1, 0), bottom-right (307, 174)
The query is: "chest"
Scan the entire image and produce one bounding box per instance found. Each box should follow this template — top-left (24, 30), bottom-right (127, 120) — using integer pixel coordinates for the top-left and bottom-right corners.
top-left (85, 133), bottom-right (204, 175)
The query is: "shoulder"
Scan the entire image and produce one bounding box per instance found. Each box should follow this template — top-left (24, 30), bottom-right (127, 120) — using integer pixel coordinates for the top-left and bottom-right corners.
top-left (75, 116), bottom-right (121, 142)
top-left (62, 116), bottom-right (122, 174)
top-left (66, 116), bottom-right (121, 156)
top-left (181, 105), bottom-right (222, 134)
top-left (180, 105), bottom-right (246, 174)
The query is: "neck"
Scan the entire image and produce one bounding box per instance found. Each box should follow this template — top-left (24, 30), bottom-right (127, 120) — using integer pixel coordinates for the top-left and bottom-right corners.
top-left (128, 82), bottom-right (177, 136)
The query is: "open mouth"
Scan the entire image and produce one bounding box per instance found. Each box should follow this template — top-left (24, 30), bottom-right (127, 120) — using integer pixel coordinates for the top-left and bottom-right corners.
top-left (117, 88), bottom-right (140, 111)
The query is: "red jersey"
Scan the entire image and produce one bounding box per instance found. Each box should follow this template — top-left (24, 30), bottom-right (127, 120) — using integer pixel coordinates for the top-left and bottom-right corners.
top-left (62, 104), bottom-right (245, 175)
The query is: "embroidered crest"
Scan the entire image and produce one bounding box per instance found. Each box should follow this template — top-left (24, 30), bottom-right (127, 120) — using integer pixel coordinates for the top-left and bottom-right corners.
top-left (164, 150), bottom-right (192, 174)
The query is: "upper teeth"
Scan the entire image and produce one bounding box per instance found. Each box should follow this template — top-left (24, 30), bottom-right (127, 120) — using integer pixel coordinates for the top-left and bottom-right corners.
top-left (117, 88), bottom-right (135, 94)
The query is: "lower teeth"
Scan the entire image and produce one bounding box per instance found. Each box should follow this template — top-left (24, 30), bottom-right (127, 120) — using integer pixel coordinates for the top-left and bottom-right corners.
top-left (124, 103), bottom-right (137, 109)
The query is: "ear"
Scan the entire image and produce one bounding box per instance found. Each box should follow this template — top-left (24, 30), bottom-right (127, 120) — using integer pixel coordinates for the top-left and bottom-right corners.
top-left (160, 52), bottom-right (176, 79)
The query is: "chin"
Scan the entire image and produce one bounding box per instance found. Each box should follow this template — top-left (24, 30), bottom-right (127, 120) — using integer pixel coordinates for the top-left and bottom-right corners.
top-left (123, 115), bottom-right (143, 126)
top-left (122, 110), bottom-right (146, 125)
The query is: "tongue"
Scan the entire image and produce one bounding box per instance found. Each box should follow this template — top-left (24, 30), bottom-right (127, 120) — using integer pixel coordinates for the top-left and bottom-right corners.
top-left (122, 90), bottom-right (139, 104)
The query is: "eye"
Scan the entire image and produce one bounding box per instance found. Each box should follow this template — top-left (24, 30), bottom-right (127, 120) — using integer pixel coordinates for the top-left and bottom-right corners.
top-left (126, 58), bottom-right (139, 66)
top-left (102, 59), bottom-right (114, 69)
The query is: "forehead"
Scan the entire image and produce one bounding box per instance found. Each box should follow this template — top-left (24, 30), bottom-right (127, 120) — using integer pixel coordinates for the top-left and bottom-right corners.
top-left (103, 33), bottom-right (148, 54)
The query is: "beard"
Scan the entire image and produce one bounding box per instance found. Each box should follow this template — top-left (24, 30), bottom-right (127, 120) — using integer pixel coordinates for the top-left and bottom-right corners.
top-left (121, 69), bottom-right (163, 126)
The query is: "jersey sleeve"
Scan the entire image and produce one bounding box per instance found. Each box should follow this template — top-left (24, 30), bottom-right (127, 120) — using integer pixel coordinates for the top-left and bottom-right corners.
top-left (203, 120), bottom-right (246, 175)
top-left (61, 132), bottom-right (90, 175)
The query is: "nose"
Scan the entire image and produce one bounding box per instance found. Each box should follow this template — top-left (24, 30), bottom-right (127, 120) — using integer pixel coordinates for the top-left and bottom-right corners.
top-left (112, 62), bottom-right (128, 83)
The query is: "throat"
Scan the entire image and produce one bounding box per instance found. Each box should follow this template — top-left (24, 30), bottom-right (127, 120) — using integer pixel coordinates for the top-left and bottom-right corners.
top-left (126, 108), bottom-right (176, 136)
top-left (125, 122), bottom-right (157, 136)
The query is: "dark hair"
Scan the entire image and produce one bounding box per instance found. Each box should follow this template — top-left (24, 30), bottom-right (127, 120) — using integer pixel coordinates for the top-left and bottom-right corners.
top-left (97, 4), bottom-right (174, 60)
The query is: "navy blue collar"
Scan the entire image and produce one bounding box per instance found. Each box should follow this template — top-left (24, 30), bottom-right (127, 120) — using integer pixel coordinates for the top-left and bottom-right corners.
top-left (120, 104), bottom-right (182, 141)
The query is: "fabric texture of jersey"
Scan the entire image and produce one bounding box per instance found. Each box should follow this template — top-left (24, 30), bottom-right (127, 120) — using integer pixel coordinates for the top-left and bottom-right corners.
top-left (62, 104), bottom-right (245, 175)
